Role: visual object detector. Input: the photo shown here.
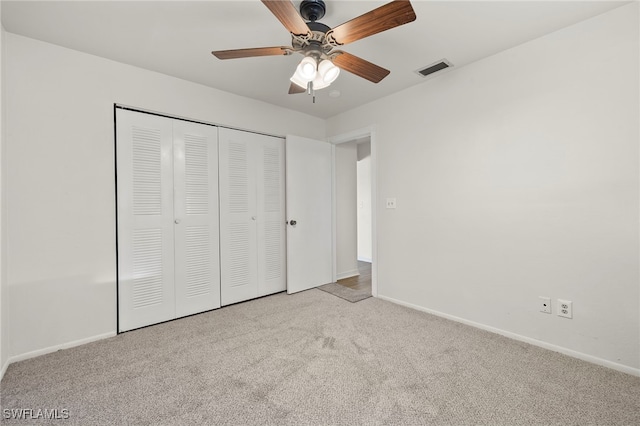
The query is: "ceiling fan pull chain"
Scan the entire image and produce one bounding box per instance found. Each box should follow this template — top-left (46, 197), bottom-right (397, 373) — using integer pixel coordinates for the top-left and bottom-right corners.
top-left (304, 80), bottom-right (316, 103)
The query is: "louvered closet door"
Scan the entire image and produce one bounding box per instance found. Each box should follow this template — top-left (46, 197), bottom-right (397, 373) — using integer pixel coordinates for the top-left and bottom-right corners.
top-left (256, 136), bottom-right (286, 296)
top-left (219, 128), bottom-right (285, 305)
top-left (219, 128), bottom-right (259, 305)
top-left (173, 121), bottom-right (220, 317)
top-left (116, 109), bottom-right (176, 332)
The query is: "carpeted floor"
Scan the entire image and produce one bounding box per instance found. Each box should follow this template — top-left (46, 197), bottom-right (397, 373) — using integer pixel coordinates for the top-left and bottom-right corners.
top-left (1, 289), bottom-right (639, 425)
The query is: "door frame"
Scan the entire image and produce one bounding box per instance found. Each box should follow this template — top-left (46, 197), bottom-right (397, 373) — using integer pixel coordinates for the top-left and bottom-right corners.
top-left (328, 126), bottom-right (378, 297)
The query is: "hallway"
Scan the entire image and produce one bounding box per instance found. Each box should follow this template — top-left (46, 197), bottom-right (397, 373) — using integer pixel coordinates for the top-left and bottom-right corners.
top-left (336, 261), bottom-right (371, 294)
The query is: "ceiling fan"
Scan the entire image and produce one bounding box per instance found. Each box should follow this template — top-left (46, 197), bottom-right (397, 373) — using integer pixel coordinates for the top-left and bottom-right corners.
top-left (212, 0), bottom-right (416, 97)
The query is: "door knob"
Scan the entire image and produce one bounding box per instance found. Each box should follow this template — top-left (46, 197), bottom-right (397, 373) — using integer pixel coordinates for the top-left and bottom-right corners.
top-left (251, 216), bottom-right (257, 221)
top-left (288, 220), bottom-right (297, 226)
top-left (174, 219), bottom-right (181, 224)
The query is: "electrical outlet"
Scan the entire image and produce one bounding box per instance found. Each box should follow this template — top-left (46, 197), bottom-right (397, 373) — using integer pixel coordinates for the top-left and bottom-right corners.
top-left (557, 299), bottom-right (573, 319)
top-left (386, 198), bottom-right (397, 209)
top-left (539, 296), bottom-right (551, 314)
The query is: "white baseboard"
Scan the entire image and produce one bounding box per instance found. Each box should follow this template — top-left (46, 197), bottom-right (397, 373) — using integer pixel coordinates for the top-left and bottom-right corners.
top-left (377, 295), bottom-right (640, 377)
top-left (0, 358), bottom-right (9, 382)
top-left (336, 269), bottom-right (360, 280)
top-left (357, 257), bottom-right (372, 263)
top-left (7, 331), bottom-right (116, 366)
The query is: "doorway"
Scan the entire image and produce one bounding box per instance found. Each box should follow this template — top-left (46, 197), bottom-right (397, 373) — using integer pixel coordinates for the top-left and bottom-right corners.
top-left (331, 128), bottom-right (377, 297)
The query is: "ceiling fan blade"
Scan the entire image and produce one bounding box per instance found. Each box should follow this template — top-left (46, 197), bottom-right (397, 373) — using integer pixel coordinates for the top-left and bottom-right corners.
top-left (328, 0), bottom-right (416, 46)
top-left (212, 46), bottom-right (291, 60)
top-left (288, 82), bottom-right (306, 94)
top-left (332, 51), bottom-right (390, 83)
top-left (261, 0), bottom-right (311, 36)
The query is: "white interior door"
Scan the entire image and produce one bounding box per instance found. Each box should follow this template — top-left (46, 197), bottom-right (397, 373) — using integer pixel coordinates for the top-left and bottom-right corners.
top-left (286, 135), bottom-right (333, 293)
top-left (117, 109), bottom-right (176, 332)
top-left (173, 121), bottom-right (220, 317)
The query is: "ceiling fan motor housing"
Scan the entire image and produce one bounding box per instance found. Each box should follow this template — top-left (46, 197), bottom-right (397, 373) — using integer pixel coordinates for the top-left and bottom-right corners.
top-left (300, 0), bottom-right (326, 22)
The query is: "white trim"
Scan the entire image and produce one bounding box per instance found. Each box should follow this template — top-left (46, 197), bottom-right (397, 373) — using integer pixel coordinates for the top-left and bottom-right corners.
top-left (357, 256), bottom-right (372, 263)
top-left (328, 126), bottom-right (377, 297)
top-left (378, 295), bottom-right (640, 377)
top-left (7, 332), bottom-right (116, 365)
top-left (371, 129), bottom-right (377, 298)
top-left (0, 358), bottom-right (8, 382)
top-left (327, 127), bottom-right (373, 145)
top-left (331, 144), bottom-right (337, 283)
top-left (336, 269), bottom-right (360, 280)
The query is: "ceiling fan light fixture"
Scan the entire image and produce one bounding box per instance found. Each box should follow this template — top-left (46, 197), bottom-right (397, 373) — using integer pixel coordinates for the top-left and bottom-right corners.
top-left (318, 59), bottom-right (340, 84)
top-left (290, 72), bottom-right (308, 89)
top-left (295, 56), bottom-right (317, 82)
top-left (311, 73), bottom-right (331, 91)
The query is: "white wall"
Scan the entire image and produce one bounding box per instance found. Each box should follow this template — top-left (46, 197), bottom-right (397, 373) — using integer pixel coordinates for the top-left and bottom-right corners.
top-left (3, 33), bottom-right (325, 361)
top-left (327, 3), bottom-right (640, 372)
top-left (357, 141), bottom-right (372, 262)
top-left (335, 141), bottom-right (358, 279)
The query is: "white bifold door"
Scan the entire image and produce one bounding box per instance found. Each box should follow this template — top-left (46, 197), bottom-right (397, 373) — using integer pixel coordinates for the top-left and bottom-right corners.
top-left (219, 128), bottom-right (286, 306)
top-left (116, 109), bottom-right (220, 332)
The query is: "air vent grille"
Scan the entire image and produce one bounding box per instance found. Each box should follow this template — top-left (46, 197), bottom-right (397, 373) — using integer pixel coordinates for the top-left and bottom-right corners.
top-left (416, 60), bottom-right (452, 77)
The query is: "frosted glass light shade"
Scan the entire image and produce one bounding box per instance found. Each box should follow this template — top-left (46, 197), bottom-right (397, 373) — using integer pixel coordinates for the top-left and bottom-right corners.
top-left (318, 60), bottom-right (340, 84)
top-left (290, 73), bottom-right (308, 89)
top-left (295, 57), bottom-right (317, 82)
top-left (312, 73), bottom-right (330, 90)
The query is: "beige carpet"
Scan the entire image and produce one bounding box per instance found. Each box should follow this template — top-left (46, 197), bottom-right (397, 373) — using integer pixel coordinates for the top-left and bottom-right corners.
top-left (1, 289), bottom-right (639, 425)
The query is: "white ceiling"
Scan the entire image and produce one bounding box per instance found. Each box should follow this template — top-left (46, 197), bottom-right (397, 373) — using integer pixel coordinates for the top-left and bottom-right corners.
top-left (1, 0), bottom-right (628, 119)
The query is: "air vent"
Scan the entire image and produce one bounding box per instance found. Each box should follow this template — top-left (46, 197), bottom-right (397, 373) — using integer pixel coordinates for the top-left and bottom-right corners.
top-left (416, 60), bottom-right (452, 77)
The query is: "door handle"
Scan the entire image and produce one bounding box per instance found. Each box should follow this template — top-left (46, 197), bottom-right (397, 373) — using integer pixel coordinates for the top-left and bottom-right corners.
top-left (174, 219), bottom-right (181, 225)
top-left (288, 220), bottom-right (297, 226)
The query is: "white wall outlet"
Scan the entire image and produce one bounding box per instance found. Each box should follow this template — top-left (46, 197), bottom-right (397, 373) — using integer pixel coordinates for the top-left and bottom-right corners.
top-left (539, 296), bottom-right (551, 314)
top-left (386, 198), bottom-right (397, 209)
top-left (557, 299), bottom-right (573, 319)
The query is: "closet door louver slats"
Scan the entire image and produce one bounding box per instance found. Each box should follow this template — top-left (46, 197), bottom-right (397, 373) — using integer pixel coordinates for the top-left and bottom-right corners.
top-left (117, 110), bottom-right (176, 331)
top-left (117, 110), bottom-right (220, 331)
top-left (173, 122), bottom-right (220, 317)
top-left (257, 140), bottom-right (286, 297)
top-left (118, 109), bottom-right (285, 328)
top-left (219, 128), bottom-right (285, 306)
top-left (219, 130), bottom-right (259, 305)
